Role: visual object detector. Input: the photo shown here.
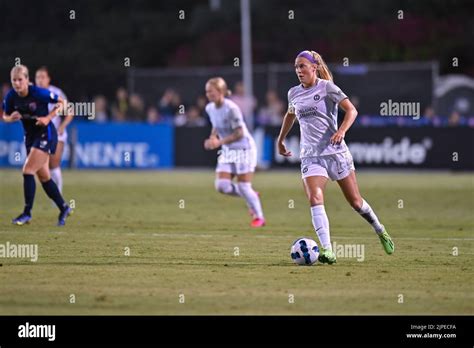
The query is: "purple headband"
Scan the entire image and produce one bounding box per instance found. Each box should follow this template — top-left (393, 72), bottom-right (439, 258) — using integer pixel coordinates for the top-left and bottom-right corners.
top-left (297, 51), bottom-right (318, 64)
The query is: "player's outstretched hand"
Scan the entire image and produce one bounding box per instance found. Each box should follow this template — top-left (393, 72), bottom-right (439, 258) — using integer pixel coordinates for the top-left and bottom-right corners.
top-left (277, 141), bottom-right (292, 157)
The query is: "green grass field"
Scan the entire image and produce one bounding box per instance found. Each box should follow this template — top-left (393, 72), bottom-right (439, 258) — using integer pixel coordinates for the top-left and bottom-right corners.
top-left (0, 169), bottom-right (473, 315)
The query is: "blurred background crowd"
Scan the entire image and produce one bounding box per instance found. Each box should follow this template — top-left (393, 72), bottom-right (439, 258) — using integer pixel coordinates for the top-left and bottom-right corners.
top-left (1, 0), bottom-right (473, 128)
top-left (2, 81), bottom-right (471, 128)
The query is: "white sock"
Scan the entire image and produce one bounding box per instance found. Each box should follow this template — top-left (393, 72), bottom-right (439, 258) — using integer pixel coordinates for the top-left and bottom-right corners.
top-left (311, 205), bottom-right (332, 250)
top-left (237, 182), bottom-right (264, 219)
top-left (356, 199), bottom-right (384, 234)
top-left (50, 167), bottom-right (63, 193)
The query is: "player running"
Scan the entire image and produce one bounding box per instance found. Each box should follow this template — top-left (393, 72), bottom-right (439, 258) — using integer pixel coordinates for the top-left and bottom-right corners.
top-left (2, 65), bottom-right (73, 226)
top-left (35, 66), bottom-right (74, 193)
top-left (277, 50), bottom-right (394, 264)
top-left (203, 77), bottom-right (265, 227)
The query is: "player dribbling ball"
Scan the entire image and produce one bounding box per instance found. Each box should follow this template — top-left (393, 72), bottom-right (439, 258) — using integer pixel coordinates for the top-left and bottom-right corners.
top-left (277, 50), bottom-right (394, 264)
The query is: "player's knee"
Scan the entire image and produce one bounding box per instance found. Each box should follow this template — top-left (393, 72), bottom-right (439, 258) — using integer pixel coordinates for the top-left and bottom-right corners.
top-left (22, 165), bottom-right (35, 176)
top-left (349, 197), bottom-right (364, 210)
top-left (308, 189), bottom-right (324, 205)
top-left (215, 179), bottom-right (232, 194)
top-left (36, 171), bottom-right (50, 183)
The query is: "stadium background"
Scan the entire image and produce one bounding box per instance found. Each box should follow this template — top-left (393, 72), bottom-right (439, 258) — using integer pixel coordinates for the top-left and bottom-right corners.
top-left (0, 0), bottom-right (473, 318)
top-left (0, 0), bottom-right (473, 171)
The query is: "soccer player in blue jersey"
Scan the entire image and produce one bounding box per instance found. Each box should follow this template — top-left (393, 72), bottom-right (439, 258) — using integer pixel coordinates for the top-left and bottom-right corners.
top-left (277, 51), bottom-right (394, 264)
top-left (2, 65), bottom-right (73, 226)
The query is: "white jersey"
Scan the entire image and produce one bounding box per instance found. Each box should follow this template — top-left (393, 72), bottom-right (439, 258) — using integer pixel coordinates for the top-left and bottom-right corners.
top-left (206, 98), bottom-right (255, 150)
top-left (47, 85), bottom-right (67, 130)
top-left (288, 79), bottom-right (349, 158)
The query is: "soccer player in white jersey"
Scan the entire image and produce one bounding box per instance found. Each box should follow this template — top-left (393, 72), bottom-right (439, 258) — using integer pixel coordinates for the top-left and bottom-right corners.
top-left (277, 50), bottom-right (394, 264)
top-left (203, 77), bottom-right (265, 228)
top-left (35, 67), bottom-right (74, 193)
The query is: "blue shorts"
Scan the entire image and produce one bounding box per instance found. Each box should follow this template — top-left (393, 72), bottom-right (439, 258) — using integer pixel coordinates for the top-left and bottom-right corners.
top-left (25, 125), bottom-right (58, 155)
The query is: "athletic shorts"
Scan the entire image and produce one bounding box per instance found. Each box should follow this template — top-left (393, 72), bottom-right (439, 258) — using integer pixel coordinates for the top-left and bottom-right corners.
top-left (215, 147), bottom-right (257, 175)
top-left (57, 129), bottom-right (68, 143)
top-left (301, 151), bottom-right (355, 181)
top-left (25, 126), bottom-right (58, 155)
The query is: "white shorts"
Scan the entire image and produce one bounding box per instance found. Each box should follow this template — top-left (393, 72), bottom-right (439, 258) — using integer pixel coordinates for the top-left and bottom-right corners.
top-left (215, 147), bottom-right (257, 175)
top-left (301, 151), bottom-right (355, 181)
top-left (57, 129), bottom-right (68, 143)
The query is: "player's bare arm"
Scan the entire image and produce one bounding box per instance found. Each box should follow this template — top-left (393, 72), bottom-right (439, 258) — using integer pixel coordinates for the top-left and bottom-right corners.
top-left (57, 99), bottom-right (74, 135)
top-left (204, 126), bottom-right (243, 150)
top-left (330, 98), bottom-right (358, 145)
top-left (219, 126), bottom-right (244, 145)
top-left (35, 96), bottom-right (65, 127)
top-left (204, 127), bottom-right (219, 150)
top-left (277, 111), bottom-right (296, 156)
top-left (2, 111), bottom-right (22, 122)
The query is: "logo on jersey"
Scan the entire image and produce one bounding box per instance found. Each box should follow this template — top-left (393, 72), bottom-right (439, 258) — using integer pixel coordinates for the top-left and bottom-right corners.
top-left (28, 102), bottom-right (37, 112)
top-left (288, 104), bottom-right (296, 114)
top-left (313, 94), bottom-right (320, 101)
top-left (39, 140), bottom-right (48, 149)
top-left (50, 92), bottom-right (56, 100)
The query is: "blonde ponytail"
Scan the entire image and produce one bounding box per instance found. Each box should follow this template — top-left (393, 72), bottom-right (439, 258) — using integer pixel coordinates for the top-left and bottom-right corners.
top-left (310, 51), bottom-right (333, 82)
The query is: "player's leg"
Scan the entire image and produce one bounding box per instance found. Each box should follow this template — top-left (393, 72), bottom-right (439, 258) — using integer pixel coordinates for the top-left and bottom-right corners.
top-left (303, 174), bottom-right (336, 263)
top-left (12, 148), bottom-right (49, 224)
top-left (215, 170), bottom-right (242, 197)
top-left (214, 162), bottom-right (260, 222)
top-left (337, 171), bottom-right (394, 254)
top-left (49, 141), bottom-right (64, 193)
top-left (37, 160), bottom-right (69, 211)
top-left (37, 160), bottom-right (72, 226)
top-left (236, 172), bottom-right (265, 227)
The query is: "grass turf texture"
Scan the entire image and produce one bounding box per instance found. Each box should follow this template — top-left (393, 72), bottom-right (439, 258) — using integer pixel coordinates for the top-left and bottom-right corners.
top-left (0, 169), bottom-right (473, 315)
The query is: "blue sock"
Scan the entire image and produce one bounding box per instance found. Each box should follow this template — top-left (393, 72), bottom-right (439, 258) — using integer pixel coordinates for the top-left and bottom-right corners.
top-left (23, 174), bottom-right (36, 216)
top-left (41, 179), bottom-right (67, 212)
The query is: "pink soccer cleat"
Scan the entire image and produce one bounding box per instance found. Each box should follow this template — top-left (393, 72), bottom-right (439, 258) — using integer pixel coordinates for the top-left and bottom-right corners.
top-left (250, 217), bottom-right (266, 228)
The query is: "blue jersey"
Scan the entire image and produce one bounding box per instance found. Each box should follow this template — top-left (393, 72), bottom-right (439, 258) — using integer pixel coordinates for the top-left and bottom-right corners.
top-left (3, 85), bottom-right (59, 139)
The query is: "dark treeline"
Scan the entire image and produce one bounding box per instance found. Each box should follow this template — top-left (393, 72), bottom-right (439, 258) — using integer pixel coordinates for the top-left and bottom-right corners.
top-left (0, 0), bottom-right (472, 100)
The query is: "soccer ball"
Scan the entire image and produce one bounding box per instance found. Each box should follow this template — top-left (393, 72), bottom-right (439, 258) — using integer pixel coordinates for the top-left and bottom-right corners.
top-left (290, 238), bottom-right (320, 266)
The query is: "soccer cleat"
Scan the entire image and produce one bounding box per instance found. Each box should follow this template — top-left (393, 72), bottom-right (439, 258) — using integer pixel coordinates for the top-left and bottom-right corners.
top-left (318, 248), bottom-right (337, 264)
top-left (250, 217), bottom-right (265, 228)
top-left (57, 206), bottom-right (73, 226)
top-left (378, 226), bottom-right (394, 254)
top-left (12, 213), bottom-right (32, 225)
